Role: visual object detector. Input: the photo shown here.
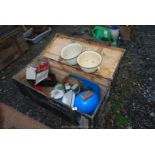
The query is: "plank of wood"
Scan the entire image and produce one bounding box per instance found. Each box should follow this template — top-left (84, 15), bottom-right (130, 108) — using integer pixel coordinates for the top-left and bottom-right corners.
top-left (0, 40), bottom-right (21, 70)
top-left (78, 115), bottom-right (89, 128)
top-left (0, 27), bottom-right (21, 45)
top-left (49, 59), bottom-right (110, 88)
top-left (43, 34), bottom-right (125, 80)
top-left (0, 29), bottom-right (29, 70)
top-left (16, 36), bottom-right (29, 53)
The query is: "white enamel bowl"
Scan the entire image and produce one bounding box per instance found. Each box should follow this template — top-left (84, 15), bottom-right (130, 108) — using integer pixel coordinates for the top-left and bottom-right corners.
top-left (77, 51), bottom-right (102, 73)
top-left (61, 43), bottom-right (83, 65)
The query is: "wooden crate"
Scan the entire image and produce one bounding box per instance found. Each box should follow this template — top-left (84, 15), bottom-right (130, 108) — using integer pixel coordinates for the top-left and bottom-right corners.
top-left (13, 34), bottom-right (125, 128)
top-left (0, 27), bottom-right (29, 70)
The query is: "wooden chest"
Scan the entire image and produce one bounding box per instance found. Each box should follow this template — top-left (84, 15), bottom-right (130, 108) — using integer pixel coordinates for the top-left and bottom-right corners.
top-left (13, 34), bottom-right (125, 128)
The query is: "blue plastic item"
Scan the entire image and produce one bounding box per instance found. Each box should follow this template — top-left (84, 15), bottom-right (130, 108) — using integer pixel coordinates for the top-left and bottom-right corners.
top-left (111, 25), bottom-right (119, 30)
top-left (74, 91), bottom-right (100, 115)
top-left (67, 74), bottom-right (101, 115)
top-left (69, 74), bottom-right (101, 97)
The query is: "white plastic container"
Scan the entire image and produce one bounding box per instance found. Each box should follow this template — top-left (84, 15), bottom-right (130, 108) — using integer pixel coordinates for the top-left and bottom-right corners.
top-left (110, 25), bottom-right (119, 40)
top-left (61, 43), bottom-right (83, 65)
top-left (23, 27), bottom-right (52, 44)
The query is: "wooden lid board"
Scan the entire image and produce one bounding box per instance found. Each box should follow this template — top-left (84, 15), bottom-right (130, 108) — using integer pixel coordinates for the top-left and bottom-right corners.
top-left (43, 34), bottom-right (125, 80)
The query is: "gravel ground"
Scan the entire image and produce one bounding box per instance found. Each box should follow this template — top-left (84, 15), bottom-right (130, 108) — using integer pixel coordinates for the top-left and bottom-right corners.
top-left (0, 26), bottom-right (155, 128)
top-left (101, 26), bottom-right (155, 129)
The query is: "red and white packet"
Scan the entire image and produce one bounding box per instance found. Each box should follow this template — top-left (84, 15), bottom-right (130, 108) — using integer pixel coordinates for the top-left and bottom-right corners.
top-left (26, 57), bottom-right (49, 84)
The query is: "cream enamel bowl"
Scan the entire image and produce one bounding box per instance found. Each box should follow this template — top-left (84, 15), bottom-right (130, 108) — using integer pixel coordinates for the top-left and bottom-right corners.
top-left (77, 51), bottom-right (102, 73)
top-left (61, 43), bottom-right (83, 65)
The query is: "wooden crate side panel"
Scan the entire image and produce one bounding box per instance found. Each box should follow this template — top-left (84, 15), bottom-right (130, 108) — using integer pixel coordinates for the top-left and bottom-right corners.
top-left (16, 36), bottom-right (29, 53)
top-left (0, 27), bottom-right (20, 44)
top-left (0, 28), bottom-right (29, 70)
top-left (0, 40), bottom-right (21, 70)
top-left (13, 77), bottom-right (81, 123)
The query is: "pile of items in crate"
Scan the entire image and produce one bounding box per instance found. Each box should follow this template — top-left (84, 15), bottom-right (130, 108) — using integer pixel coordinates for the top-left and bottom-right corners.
top-left (26, 44), bottom-right (102, 116)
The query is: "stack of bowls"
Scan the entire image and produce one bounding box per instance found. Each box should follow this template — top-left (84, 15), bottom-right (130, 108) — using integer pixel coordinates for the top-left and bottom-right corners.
top-left (61, 43), bottom-right (102, 73)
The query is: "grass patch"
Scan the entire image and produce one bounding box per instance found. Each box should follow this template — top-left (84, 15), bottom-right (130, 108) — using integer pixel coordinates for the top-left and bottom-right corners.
top-left (104, 99), bottom-right (130, 128)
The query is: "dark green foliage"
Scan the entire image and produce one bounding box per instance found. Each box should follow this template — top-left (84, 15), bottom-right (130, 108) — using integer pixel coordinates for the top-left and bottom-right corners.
top-left (103, 99), bottom-right (130, 128)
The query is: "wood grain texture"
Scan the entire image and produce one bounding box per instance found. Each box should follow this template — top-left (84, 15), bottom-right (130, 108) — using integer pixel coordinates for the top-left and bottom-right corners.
top-left (49, 59), bottom-right (110, 88)
top-left (0, 28), bottom-right (29, 70)
top-left (43, 34), bottom-right (125, 80)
